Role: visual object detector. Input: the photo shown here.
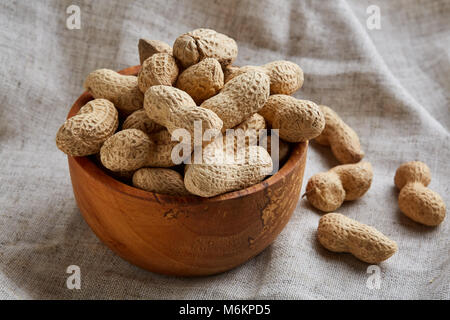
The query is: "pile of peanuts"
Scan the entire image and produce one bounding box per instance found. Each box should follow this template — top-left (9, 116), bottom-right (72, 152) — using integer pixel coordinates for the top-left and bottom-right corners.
top-left (56, 28), bottom-right (446, 265)
top-left (56, 28), bottom-right (324, 197)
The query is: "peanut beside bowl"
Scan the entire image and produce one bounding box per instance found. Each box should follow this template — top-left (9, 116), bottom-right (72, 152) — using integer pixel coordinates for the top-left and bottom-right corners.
top-left (66, 66), bottom-right (308, 276)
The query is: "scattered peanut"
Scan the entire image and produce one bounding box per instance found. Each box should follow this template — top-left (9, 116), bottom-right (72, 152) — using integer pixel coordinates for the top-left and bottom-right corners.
top-left (83, 69), bottom-right (144, 116)
top-left (144, 85), bottom-right (223, 146)
top-left (201, 71), bottom-right (270, 130)
top-left (259, 95), bottom-right (325, 142)
top-left (56, 99), bottom-right (118, 156)
top-left (122, 108), bottom-right (164, 135)
top-left (314, 105), bottom-right (364, 164)
top-left (395, 161), bottom-right (446, 226)
top-left (306, 162), bottom-right (373, 212)
top-left (173, 28), bottom-right (238, 68)
top-left (225, 60), bottom-right (304, 95)
top-left (176, 58), bottom-right (224, 104)
top-left (318, 213), bottom-right (398, 264)
top-left (138, 39), bottom-right (173, 65)
top-left (132, 168), bottom-right (190, 196)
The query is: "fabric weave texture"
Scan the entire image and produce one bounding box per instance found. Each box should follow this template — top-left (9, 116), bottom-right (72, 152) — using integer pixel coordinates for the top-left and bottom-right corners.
top-left (0, 0), bottom-right (448, 299)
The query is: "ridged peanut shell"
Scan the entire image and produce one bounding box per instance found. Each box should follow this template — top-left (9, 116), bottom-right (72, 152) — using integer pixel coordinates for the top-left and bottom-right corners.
top-left (315, 105), bottom-right (364, 164)
top-left (394, 161), bottom-right (431, 190)
top-left (185, 145), bottom-right (273, 197)
top-left (100, 129), bottom-right (153, 172)
top-left (201, 71), bottom-right (270, 130)
top-left (56, 99), bottom-right (119, 156)
top-left (138, 39), bottom-right (173, 65)
top-left (146, 129), bottom-right (189, 167)
top-left (173, 28), bottom-right (238, 68)
top-left (122, 108), bottom-right (164, 135)
top-left (259, 95), bottom-right (325, 142)
top-left (144, 85), bottom-right (223, 146)
top-left (398, 183), bottom-right (446, 226)
top-left (306, 162), bottom-right (373, 212)
top-left (83, 69), bottom-right (143, 116)
top-left (132, 168), bottom-right (190, 196)
top-left (318, 213), bottom-right (398, 264)
top-left (176, 58), bottom-right (224, 104)
top-left (306, 172), bottom-right (345, 212)
top-left (138, 53), bottom-right (179, 93)
top-left (224, 61), bottom-right (304, 95)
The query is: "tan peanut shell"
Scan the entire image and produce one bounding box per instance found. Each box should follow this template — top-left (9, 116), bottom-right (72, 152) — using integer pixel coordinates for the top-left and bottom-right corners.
top-left (144, 85), bottom-right (223, 146)
top-left (201, 71), bottom-right (270, 130)
top-left (173, 28), bottom-right (238, 68)
top-left (138, 39), bottom-right (173, 65)
top-left (318, 213), bottom-right (398, 264)
top-left (259, 95), bottom-right (325, 142)
top-left (306, 162), bottom-right (373, 212)
top-left (315, 105), bottom-right (364, 164)
top-left (395, 161), bottom-right (446, 226)
top-left (56, 99), bottom-right (119, 156)
top-left (138, 53), bottom-right (179, 93)
top-left (146, 129), bottom-right (188, 167)
top-left (234, 113), bottom-right (267, 132)
top-left (225, 61), bottom-right (304, 95)
top-left (122, 108), bottom-right (164, 135)
top-left (132, 168), bottom-right (190, 196)
top-left (184, 143), bottom-right (273, 197)
top-left (176, 58), bottom-right (224, 104)
top-left (83, 69), bottom-right (143, 116)
top-left (100, 129), bottom-right (153, 172)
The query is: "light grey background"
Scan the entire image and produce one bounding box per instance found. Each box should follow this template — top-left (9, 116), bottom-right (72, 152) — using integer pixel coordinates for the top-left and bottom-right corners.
top-left (0, 0), bottom-right (448, 299)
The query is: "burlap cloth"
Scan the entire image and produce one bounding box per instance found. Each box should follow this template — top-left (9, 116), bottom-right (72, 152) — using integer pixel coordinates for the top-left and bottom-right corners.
top-left (0, 0), bottom-right (448, 299)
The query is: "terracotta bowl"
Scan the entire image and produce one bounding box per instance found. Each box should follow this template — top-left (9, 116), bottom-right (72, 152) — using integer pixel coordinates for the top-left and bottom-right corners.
top-left (67, 66), bottom-right (308, 276)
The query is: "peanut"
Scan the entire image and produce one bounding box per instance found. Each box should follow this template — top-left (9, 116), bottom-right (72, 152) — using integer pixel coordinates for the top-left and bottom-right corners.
top-left (184, 142), bottom-right (273, 197)
top-left (200, 71), bottom-right (270, 130)
top-left (56, 99), bottom-right (119, 156)
top-left (176, 58), bottom-right (224, 104)
top-left (144, 85), bottom-right (223, 146)
top-left (138, 53), bottom-right (179, 93)
top-left (173, 28), bottom-right (238, 68)
top-left (122, 108), bottom-right (164, 135)
top-left (146, 129), bottom-right (187, 167)
top-left (306, 162), bottom-right (373, 212)
top-left (132, 168), bottom-right (190, 196)
top-left (314, 105), bottom-right (364, 164)
top-left (138, 39), bottom-right (173, 65)
top-left (318, 213), bottom-right (398, 264)
top-left (100, 129), bottom-right (153, 172)
top-left (395, 161), bottom-right (446, 226)
top-left (225, 61), bottom-right (304, 95)
top-left (258, 95), bottom-right (325, 142)
top-left (83, 69), bottom-right (144, 116)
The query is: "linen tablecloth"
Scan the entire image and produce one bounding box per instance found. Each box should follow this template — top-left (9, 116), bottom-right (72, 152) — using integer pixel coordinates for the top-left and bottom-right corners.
top-left (0, 0), bottom-right (448, 299)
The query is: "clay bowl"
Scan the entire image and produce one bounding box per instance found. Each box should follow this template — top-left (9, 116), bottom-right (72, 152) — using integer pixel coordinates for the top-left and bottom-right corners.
top-left (67, 65), bottom-right (308, 276)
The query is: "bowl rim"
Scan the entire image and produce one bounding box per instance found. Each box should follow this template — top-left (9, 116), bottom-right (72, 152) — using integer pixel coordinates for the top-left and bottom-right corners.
top-left (68, 66), bottom-right (308, 204)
